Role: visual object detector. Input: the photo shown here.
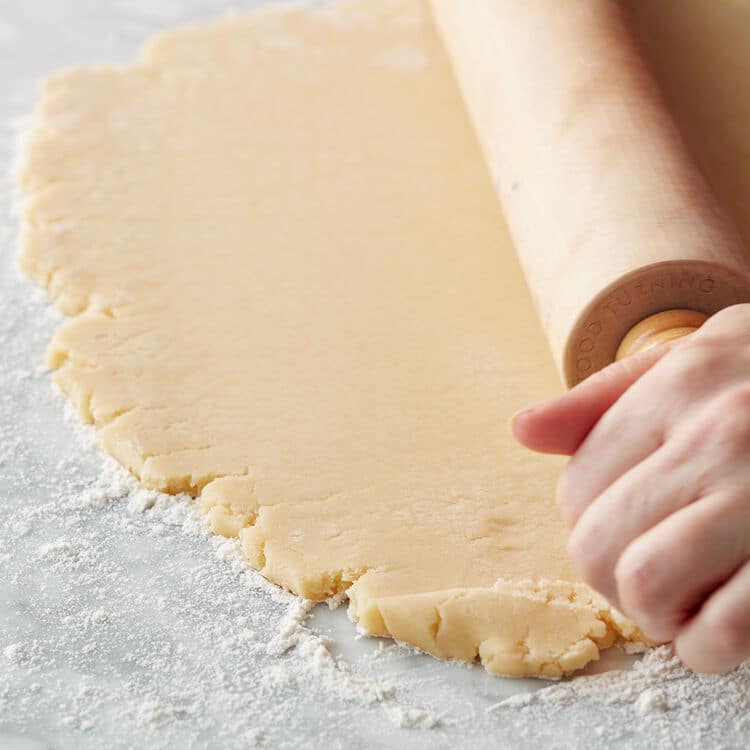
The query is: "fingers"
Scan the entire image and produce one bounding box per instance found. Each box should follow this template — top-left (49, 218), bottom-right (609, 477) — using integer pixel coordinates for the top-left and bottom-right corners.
top-left (554, 388), bottom-right (667, 528)
top-left (615, 492), bottom-right (750, 642)
top-left (675, 559), bottom-right (750, 674)
top-left (566, 437), bottom-right (704, 607)
top-left (694, 303), bottom-right (750, 345)
top-left (511, 342), bottom-right (672, 456)
top-left (564, 380), bottom-right (750, 658)
top-left (513, 303), bottom-right (750, 675)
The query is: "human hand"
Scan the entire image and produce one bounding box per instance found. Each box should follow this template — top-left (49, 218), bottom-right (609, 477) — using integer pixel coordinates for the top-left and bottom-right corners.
top-left (512, 303), bottom-right (750, 673)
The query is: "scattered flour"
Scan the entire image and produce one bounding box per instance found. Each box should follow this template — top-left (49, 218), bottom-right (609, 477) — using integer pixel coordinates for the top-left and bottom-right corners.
top-left (636, 687), bottom-right (668, 715)
top-left (39, 539), bottom-right (79, 558)
top-left (4, 643), bottom-right (28, 663)
top-left (1, 383), bottom-right (441, 745)
top-left (487, 646), bottom-right (750, 746)
top-left (384, 704), bottom-right (441, 730)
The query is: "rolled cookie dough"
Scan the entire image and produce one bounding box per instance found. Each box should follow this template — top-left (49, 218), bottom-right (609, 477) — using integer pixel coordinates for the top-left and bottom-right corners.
top-left (18, 0), bottom-right (644, 676)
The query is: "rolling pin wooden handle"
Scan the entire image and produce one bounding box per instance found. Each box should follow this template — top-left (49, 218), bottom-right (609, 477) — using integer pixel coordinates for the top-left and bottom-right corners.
top-left (563, 260), bottom-right (750, 384)
top-left (615, 309), bottom-right (708, 360)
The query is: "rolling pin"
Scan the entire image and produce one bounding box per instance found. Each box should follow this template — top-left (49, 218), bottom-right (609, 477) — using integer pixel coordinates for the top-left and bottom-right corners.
top-left (431, 0), bottom-right (750, 386)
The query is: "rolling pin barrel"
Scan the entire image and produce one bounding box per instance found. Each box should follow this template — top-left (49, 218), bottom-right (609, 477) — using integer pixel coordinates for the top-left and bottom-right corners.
top-left (432, 0), bottom-right (750, 386)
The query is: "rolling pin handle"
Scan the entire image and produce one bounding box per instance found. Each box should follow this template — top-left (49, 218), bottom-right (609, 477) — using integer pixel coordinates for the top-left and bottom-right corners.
top-left (615, 309), bottom-right (709, 361)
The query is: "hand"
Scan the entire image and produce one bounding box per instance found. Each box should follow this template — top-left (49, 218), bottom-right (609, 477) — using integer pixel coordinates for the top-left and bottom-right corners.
top-left (512, 303), bottom-right (750, 674)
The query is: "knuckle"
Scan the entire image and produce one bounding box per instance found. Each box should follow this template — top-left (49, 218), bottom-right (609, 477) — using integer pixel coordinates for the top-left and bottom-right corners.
top-left (567, 526), bottom-right (608, 592)
top-left (704, 387), bottom-right (750, 449)
top-left (615, 548), bottom-right (663, 614)
top-left (716, 385), bottom-right (750, 415)
top-left (664, 342), bottom-right (726, 384)
top-left (711, 606), bottom-right (750, 656)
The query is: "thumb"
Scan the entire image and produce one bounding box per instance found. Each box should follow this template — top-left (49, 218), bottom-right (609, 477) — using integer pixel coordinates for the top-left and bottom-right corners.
top-left (511, 342), bottom-right (673, 455)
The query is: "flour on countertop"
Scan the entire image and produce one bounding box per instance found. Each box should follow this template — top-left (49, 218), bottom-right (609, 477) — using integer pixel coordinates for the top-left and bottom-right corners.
top-left (1, 376), bottom-right (441, 746)
top-left (488, 642), bottom-right (750, 747)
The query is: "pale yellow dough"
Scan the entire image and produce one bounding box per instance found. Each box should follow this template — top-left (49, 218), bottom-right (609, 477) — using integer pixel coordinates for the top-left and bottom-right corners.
top-left (29, 0), bottom-right (746, 677)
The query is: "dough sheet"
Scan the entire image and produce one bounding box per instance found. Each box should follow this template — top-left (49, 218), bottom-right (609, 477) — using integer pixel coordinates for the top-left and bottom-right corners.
top-left (19, 0), bottom-right (713, 676)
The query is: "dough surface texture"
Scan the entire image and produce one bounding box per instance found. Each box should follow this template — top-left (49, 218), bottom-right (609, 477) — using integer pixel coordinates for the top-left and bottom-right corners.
top-left (18, 0), bottom-right (641, 676)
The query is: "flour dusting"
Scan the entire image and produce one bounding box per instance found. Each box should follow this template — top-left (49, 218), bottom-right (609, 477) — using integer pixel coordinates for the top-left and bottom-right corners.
top-left (0, 384), bottom-right (441, 746)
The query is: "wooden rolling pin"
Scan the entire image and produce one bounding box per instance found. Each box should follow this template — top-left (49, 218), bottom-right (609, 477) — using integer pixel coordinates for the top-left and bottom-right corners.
top-left (432, 0), bottom-right (750, 386)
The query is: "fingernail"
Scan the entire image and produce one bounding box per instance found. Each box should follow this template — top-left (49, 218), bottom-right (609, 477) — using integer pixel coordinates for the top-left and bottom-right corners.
top-left (508, 407), bottom-right (533, 434)
top-left (511, 407), bottom-right (533, 422)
